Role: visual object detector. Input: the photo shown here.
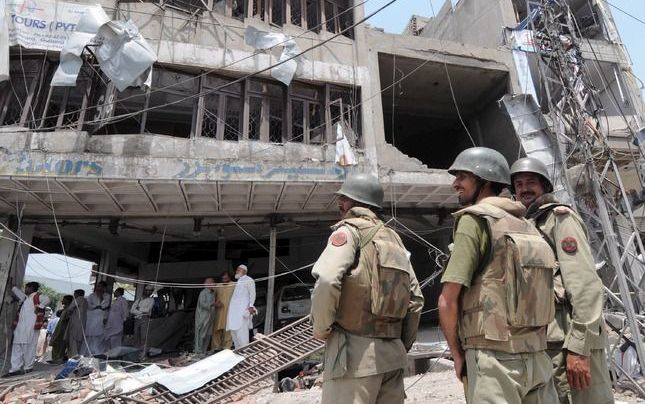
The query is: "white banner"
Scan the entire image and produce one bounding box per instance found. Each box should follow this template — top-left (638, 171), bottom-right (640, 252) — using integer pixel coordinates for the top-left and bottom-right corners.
top-left (6, 0), bottom-right (100, 51)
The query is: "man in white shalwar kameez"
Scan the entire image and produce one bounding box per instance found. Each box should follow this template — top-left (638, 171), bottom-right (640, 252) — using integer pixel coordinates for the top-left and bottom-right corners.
top-left (194, 278), bottom-right (216, 354)
top-left (226, 265), bottom-right (256, 349)
top-left (4, 282), bottom-right (50, 377)
top-left (103, 288), bottom-right (130, 350)
top-left (84, 281), bottom-right (110, 355)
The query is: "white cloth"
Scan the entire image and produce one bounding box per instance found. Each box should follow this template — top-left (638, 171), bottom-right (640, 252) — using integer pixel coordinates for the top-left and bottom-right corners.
top-left (86, 292), bottom-right (110, 336)
top-left (131, 297), bottom-right (155, 319)
top-left (10, 287), bottom-right (49, 372)
top-left (230, 328), bottom-right (250, 349)
top-left (10, 332), bottom-right (39, 372)
top-left (84, 292), bottom-right (110, 355)
top-left (11, 287), bottom-right (50, 344)
top-left (226, 275), bottom-right (255, 332)
top-left (104, 296), bottom-right (129, 339)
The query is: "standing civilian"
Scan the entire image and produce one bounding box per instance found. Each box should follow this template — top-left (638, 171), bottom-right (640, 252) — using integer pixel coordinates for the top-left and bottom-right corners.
top-left (131, 286), bottom-right (155, 357)
top-left (103, 288), bottom-right (130, 350)
top-left (84, 281), bottom-right (110, 355)
top-left (194, 278), bottom-right (216, 353)
top-left (3, 282), bottom-right (50, 377)
top-left (65, 289), bottom-right (88, 358)
top-left (212, 272), bottom-right (235, 350)
top-left (49, 295), bottom-right (73, 364)
top-left (226, 265), bottom-right (256, 349)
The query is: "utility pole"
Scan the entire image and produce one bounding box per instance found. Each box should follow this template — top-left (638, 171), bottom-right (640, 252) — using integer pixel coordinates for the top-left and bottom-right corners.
top-left (526, 0), bottom-right (645, 372)
top-left (264, 215), bottom-right (278, 335)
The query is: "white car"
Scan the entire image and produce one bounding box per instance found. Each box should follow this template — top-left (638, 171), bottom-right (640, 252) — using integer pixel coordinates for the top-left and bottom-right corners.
top-left (276, 283), bottom-right (313, 327)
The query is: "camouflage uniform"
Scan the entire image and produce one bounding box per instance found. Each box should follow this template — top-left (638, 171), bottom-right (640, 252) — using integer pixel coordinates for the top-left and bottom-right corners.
top-left (442, 197), bottom-right (559, 404)
top-left (527, 194), bottom-right (614, 404)
top-left (311, 207), bottom-right (424, 404)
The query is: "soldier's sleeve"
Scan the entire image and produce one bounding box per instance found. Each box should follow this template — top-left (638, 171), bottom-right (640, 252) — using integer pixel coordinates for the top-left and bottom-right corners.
top-left (401, 265), bottom-right (424, 351)
top-left (310, 225), bottom-right (359, 336)
top-left (440, 214), bottom-right (486, 288)
top-left (553, 212), bottom-right (605, 356)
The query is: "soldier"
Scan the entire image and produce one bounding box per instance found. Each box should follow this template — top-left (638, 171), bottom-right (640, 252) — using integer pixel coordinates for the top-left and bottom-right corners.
top-left (510, 157), bottom-right (614, 404)
top-left (438, 147), bottom-right (559, 403)
top-left (311, 173), bottom-right (424, 404)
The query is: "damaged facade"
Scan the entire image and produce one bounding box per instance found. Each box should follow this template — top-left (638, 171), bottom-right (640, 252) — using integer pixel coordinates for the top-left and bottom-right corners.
top-left (0, 0), bottom-right (643, 386)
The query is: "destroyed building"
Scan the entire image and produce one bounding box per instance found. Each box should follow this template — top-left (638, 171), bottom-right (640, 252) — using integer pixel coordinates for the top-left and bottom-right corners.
top-left (0, 0), bottom-right (643, 370)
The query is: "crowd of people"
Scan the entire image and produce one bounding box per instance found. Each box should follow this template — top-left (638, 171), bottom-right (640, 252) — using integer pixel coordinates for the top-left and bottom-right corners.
top-left (4, 264), bottom-right (258, 377)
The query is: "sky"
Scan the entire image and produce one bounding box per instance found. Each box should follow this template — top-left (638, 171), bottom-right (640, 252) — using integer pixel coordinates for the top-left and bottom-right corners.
top-left (25, 254), bottom-right (93, 294)
top-left (365, 0), bottom-right (645, 96)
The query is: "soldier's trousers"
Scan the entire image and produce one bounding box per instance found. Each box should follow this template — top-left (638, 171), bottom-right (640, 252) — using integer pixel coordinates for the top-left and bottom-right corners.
top-left (465, 349), bottom-right (558, 404)
top-left (547, 346), bottom-right (614, 404)
top-left (321, 368), bottom-right (404, 404)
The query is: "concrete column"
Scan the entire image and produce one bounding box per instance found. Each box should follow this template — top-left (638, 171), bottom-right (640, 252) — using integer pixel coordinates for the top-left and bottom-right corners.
top-left (0, 221), bottom-right (34, 368)
top-left (216, 236), bottom-right (227, 272)
top-left (99, 250), bottom-right (119, 292)
top-left (263, 225), bottom-right (276, 334)
top-left (353, 1), bottom-right (379, 173)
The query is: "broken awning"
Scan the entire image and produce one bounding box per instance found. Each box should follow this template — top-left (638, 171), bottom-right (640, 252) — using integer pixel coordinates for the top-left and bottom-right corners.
top-left (51, 7), bottom-right (156, 91)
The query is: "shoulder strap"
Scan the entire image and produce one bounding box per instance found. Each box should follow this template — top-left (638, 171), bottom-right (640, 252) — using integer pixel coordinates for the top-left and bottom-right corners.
top-left (360, 222), bottom-right (384, 249)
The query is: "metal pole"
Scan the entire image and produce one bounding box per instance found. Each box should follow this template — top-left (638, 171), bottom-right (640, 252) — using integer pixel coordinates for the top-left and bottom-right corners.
top-left (264, 224), bottom-right (276, 335)
top-left (588, 162), bottom-right (645, 373)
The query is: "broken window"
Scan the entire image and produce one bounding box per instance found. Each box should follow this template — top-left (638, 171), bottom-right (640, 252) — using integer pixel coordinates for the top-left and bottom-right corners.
top-left (93, 84), bottom-right (146, 135)
top-left (0, 58), bottom-right (46, 128)
top-left (290, 0), bottom-right (302, 26)
top-left (247, 79), bottom-right (284, 141)
top-left (272, 0), bottom-right (284, 26)
top-left (39, 66), bottom-right (95, 131)
top-left (329, 85), bottom-right (360, 144)
top-left (232, 0), bottom-right (245, 19)
top-left (146, 70), bottom-right (197, 137)
top-left (290, 83), bottom-right (322, 143)
top-left (200, 75), bottom-right (242, 140)
top-left (306, 0), bottom-right (320, 33)
top-left (324, 1), bottom-right (337, 33)
top-left (163, 0), bottom-right (209, 15)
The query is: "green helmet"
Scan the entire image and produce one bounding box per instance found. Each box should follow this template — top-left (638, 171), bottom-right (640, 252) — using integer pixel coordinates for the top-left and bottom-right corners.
top-left (510, 157), bottom-right (554, 193)
top-left (448, 147), bottom-right (511, 185)
top-left (336, 173), bottom-right (384, 209)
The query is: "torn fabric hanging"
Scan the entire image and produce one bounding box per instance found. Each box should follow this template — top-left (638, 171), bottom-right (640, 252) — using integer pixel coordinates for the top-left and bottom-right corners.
top-left (335, 122), bottom-right (357, 166)
top-left (52, 9), bottom-right (156, 91)
top-left (94, 20), bottom-right (157, 92)
top-left (244, 26), bottom-right (302, 86)
top-left (51, 7), bottom-right (110, 87)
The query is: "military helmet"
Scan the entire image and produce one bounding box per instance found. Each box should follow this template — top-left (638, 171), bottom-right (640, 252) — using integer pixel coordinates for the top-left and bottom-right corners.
top-left (448, 147), bottom-right (511, 185)
top-left (336, 173), bottom-right (384, 209)
top-left (510, 157), bottom-right (553, 193)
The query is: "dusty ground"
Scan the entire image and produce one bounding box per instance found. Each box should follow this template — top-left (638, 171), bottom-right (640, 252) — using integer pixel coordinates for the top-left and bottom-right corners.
top-left (244, 360), bottom-right (645, 404)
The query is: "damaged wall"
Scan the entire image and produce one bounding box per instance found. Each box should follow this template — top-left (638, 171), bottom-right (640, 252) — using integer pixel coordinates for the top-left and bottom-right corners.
top-left (420, 0), bottom-right (517, 49)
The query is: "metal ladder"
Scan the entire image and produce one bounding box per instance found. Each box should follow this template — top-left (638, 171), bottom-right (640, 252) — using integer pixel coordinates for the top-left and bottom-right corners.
top-left (121, 316), bottom-right (324, 403)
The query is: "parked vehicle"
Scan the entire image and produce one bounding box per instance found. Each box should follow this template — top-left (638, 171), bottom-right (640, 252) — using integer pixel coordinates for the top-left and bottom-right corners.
top-left (251, 283), bottom-right (314, 330)
top-left (276, 283), bottom-right (313, 328)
